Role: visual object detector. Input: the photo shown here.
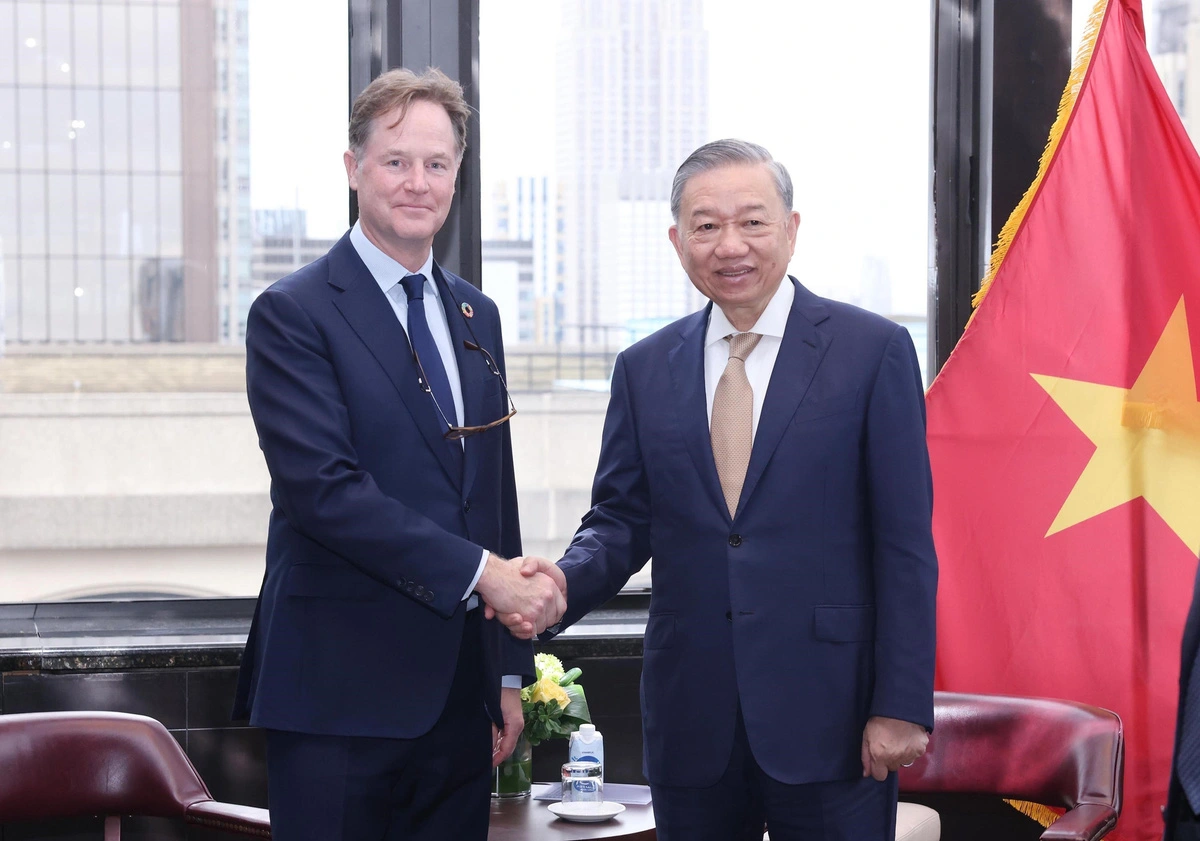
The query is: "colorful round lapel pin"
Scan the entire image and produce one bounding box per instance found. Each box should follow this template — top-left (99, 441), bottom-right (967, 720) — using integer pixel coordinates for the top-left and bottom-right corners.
top-left (460, 302), bottom-right (474, 318)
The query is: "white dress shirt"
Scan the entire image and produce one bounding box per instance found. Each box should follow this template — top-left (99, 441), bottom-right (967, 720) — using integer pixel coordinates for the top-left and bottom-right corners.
top-left (704, 277), bottom-right (795, 435)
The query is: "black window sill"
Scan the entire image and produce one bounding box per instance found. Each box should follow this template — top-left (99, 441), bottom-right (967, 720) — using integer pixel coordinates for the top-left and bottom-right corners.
top-left (0, 592), bottom-right (650, 672)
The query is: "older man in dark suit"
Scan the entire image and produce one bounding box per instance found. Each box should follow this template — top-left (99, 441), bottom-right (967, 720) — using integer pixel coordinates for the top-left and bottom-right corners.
top-left (508, 138), bottom-right (938, 840)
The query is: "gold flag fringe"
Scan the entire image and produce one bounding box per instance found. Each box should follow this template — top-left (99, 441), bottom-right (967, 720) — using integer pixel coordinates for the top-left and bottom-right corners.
top-left (971, 0), bottom-right (1111, 309)
top-left (964, 0), bottom-right (1112, 826)
top-left (1003, 797), bottom-right (1064, 830)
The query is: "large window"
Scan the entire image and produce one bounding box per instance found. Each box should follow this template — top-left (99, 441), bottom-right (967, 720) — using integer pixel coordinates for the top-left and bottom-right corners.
top-left (0, 0), bottom-right (346, 601)
top-left (1144, 0), bottom-right (1200, 147)
top-left (5, 1), bottom-right (1146, 604)
top-left (481, 0), bottom-right (932, 574)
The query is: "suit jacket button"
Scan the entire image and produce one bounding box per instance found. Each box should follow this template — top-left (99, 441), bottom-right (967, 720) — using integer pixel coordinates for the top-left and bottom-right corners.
top-left (725, 611), bottom-right (733, 621)
top-left (463, 499), bottom-right (472, 512)
top-left (728, 534), bottom-right (743, 547)
top-left (424, 591), bottom-right (434, 602)
top-left (414, 585), bottom-right (425, 597)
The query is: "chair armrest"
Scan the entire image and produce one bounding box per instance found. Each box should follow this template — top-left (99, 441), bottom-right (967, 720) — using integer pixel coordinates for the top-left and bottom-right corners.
top-left (186, 800), bottom-right (272, 837)
top-left (1039, 803), bottom-right (1118, 841)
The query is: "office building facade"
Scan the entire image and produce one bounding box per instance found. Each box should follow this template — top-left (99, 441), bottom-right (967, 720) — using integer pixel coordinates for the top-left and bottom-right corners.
top-left (555, 0), bottom-right (709, 344)
top-left (1, 0), bottom-right (250, 346)
top-left (486, 176), bottom-right (563, 343)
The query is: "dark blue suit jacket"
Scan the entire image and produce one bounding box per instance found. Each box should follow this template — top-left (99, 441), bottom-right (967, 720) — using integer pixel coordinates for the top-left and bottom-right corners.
top-left (233, 232), bottom-right (532, 738)
top-left (554, 279), bottom-right (937, 788)
top-left (1165, 561), bottom-right (1200, 839)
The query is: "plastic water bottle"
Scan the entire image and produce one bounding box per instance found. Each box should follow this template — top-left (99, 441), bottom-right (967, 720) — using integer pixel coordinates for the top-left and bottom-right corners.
top-left (569, 724), bottom-right (604, 782)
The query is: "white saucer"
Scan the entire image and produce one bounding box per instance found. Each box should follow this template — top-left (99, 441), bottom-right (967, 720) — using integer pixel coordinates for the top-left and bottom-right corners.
top-left (547, 801), bottom-right (626, 822)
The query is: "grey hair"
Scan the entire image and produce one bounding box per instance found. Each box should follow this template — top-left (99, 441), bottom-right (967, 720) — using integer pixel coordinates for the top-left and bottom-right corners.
top-left (669, 139), bottom-right (794, 222)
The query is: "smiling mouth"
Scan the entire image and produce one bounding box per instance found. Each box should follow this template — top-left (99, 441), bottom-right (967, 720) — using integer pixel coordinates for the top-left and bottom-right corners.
top-left (717, 267), bottom-right (754, 279)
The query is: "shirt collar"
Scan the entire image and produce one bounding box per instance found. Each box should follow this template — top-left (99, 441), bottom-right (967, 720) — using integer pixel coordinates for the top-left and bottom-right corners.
top-left (705, 276), bottom-right (795, 349)
top-left (349, 221), bottom-right (437, 297)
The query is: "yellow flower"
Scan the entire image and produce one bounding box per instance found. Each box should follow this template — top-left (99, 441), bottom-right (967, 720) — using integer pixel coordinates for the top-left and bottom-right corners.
top-left (530, 675), bottom-right (571, 709)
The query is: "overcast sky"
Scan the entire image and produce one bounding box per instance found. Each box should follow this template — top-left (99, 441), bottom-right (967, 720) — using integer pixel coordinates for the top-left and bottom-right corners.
top-left (247, 0), bottom-right (1114, 316)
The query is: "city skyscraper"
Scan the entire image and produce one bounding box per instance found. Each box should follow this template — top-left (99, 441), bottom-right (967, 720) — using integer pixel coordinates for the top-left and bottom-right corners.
top-left (555, 0), bottom-right (709, 344)
top-left (485, 176), bottom-right (564, 343)
top-left (481, 236), bottom-right (534, 344)
top-left (216, 0), bottom-right (253, 342)
top-left (1, 0), bottom-right (251, 346)
top-left (1151, 0), bottom-right (1200, 135)
top-left (251, 208), bottom-right (337, 298)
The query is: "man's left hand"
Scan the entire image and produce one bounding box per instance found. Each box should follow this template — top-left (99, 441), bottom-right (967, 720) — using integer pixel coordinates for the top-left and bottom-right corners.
top-left (861, 716), bottom-right (928, 781)
top-left (493, 686), bottom-right (525, 767)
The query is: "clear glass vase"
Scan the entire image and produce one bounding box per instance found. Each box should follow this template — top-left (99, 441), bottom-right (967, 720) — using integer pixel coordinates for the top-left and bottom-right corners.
top-left (491, 732), bottom-right (533, 798)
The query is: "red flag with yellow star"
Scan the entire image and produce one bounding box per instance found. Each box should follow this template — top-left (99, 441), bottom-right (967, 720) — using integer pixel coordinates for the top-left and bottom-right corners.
top-left (926, 0), bottom-right (1200, 838)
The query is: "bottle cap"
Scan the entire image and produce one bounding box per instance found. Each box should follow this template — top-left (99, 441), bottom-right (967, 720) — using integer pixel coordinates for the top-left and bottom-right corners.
top-left (579, 724), bottom-right (596, 738)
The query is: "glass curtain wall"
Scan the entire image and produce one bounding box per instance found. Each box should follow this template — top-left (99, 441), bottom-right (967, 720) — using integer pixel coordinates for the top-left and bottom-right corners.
top-left (0, 0), bottom-right (347, 601)
top-left (480, 0), bottom-right (933, 569)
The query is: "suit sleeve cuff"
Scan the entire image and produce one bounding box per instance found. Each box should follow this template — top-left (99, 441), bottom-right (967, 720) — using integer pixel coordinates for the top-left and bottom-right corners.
top-left (463, 548), bottom-right (489, 601)
top-left (502, 675), bottom-right (524, 689)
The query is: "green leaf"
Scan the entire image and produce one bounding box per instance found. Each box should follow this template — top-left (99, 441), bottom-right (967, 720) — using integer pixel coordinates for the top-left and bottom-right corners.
top-left (560, 684), bottom-right (591, 724)
top-left (522, 698), bottom-right (573, 747)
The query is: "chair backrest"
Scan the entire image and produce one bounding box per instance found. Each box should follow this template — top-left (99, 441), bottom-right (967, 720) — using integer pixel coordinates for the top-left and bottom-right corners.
top-left (0, 710), bottom-right (212, 823)
top-left (899, 691), bottom-right (1123, 813)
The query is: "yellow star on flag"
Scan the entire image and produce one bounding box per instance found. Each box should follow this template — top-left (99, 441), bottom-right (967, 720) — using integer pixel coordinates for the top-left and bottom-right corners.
top-left (1031, 297), bottom-right (1200, 553)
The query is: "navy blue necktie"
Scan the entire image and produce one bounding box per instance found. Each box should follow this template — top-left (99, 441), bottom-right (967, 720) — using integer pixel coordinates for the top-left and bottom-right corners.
top-left (400, 273), bottom-right (459, 432)
top-left (1179, 643), bottom-right (1200, 812)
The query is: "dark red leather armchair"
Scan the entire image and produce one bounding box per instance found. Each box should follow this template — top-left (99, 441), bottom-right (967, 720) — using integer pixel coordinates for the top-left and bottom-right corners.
top-left (899, 692), bottom-right (1124, 841)
top-left (0, 710), bottom-right (270, 838)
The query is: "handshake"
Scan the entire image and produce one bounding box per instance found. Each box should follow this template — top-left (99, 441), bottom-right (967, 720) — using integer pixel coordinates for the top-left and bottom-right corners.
top-left (475, 553), bottom-right (567, 640)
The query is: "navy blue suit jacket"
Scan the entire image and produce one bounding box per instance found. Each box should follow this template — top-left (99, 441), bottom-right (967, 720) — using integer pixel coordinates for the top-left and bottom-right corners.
top-left (1165, 560), bottom-right (1200, 839)
top-left (233, 232), bottom-right (532, 738)
top-left (554, 279), bottom-right (937, 788)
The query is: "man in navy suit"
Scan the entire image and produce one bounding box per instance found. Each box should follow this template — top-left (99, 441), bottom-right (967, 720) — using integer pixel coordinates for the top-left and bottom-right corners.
top-left (509, 139), bottom-right (937, 840)
top-left (233, 68), bottom-right (565, 841)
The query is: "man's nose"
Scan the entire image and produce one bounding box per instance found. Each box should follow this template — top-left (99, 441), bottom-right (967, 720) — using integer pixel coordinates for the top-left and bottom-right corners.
top-left (714, 226), bottom-right (748, 257)
top-left (404, 166), bottom-right (430, 193)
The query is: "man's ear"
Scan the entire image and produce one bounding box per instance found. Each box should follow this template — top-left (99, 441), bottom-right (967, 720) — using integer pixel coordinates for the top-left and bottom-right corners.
top-left (786, 210), bottom-right (801, 254)
top-left (344, 150), bottom-right (359, 191)
top-left (668, 225), bottom-right (684, 262)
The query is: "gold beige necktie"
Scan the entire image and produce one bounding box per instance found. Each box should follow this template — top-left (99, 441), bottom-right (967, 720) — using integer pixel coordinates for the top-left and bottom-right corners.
top-left (711, 332), bottom-right (762, 517)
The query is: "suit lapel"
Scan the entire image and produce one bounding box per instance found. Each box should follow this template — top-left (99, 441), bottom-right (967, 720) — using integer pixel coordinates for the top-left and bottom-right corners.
top-left (433, 263), bottom-right (483, 500)
top-left (328, 240), bottom-right (463, 489)
top-left (737, 280), bottom-right (830, 515)
top-left (667, 305), bottom-right (730, 519)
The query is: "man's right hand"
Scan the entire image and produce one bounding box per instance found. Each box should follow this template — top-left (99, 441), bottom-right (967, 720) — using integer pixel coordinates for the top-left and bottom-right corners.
top-left (476, 553), bottom-right (566, 639)
top-left (487, 557), bottom-right (568, 638)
